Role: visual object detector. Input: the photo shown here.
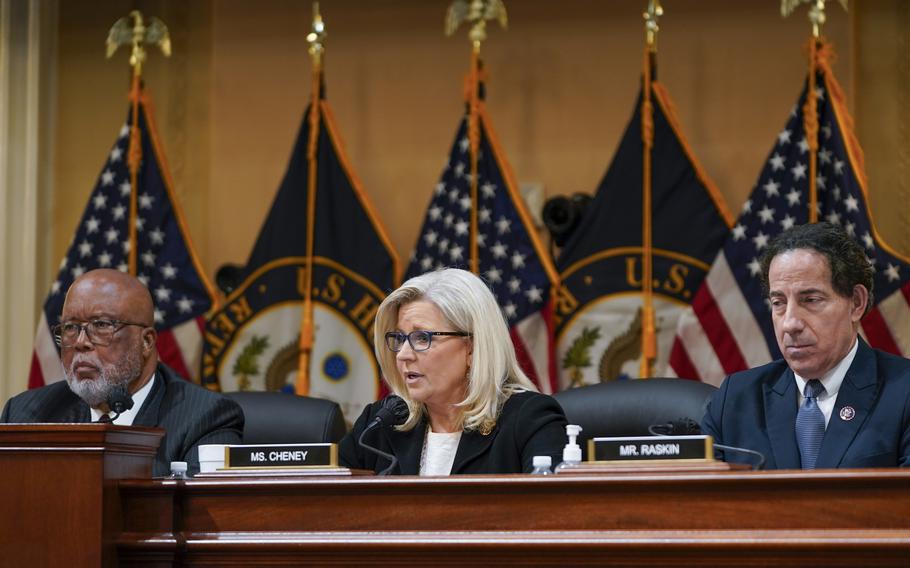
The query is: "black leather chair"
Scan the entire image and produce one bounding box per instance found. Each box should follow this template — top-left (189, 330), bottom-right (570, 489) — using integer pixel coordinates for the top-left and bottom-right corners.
top-left (552, 378), bottom-right (717, 459)
top-left (223, 391), bottom-right (348, 445)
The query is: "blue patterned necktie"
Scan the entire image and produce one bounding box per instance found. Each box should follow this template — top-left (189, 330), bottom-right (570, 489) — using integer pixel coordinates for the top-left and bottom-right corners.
top-left (796, 379), bottom-right (826, 469)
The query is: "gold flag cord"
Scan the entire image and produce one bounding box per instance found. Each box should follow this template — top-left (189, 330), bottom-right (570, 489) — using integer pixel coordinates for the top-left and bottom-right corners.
top-left (297, 56), bottom-right (322, 397)
top-left (468, 47), bottom-right (481, 275)
top-left (126, 72), bottom-right (142, 276)
top-left (804, 38), bottom-right (820, 223)
top-left (639, 47), bottom-right (657, 379)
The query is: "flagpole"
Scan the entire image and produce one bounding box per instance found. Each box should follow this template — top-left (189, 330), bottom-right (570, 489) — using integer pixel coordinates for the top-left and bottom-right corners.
top-left (468, 47), bottom-right (481, 275)
top-left (639, 1), bottom-right (662, 379)
top-left (782, 0), bottom-right (845, 223)
top-left (446, 0), bottom-right (508, 275)
top-left (105, 10), bottom-right (171, 275)
top-left (297, 3), bottom-right (326, 396)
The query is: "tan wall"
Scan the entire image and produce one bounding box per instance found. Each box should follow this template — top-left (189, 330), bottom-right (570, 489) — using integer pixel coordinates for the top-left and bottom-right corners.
top-left (51, 0), bottom-right (905, 299)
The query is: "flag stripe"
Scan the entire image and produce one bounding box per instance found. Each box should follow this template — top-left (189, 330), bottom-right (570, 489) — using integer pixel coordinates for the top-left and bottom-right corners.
top-left (33, 314), bottom-right (63, 386)
top-left (876, 287), bottom-right (910, 352)
top-left (673, 307), bottom-right (727, 384)
top-left (156, 329), bottom-right (191, 381)
top-left (861, 308), bottom-right (900, 356)
top-left (691, 283), bottom-right (747, 375)
top-left (667, 335), bottom-right (699, 382)
top-left (707, 253), bottom-right (773, 368)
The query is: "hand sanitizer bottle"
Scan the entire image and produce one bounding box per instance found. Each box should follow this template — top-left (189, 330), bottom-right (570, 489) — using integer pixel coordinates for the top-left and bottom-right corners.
top-left (554, 424), bottom-right (583, 474)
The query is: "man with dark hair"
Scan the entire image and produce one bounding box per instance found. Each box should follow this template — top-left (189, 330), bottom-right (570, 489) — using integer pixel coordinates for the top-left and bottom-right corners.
top-left (702, 222), bottom-right (910, 469)
top-left (1, 269), bottom-right (244, 476)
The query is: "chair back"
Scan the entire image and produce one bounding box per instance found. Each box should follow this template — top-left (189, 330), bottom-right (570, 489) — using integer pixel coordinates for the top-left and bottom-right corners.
top-left (552, 378), bottom-right (717, 459)
top-left (223, 391), bottom-right (348, 445)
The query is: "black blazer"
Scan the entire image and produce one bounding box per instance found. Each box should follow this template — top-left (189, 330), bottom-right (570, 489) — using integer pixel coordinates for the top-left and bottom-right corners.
top-left (340, 390), bottom-right (568, 475)
top-left (702, 339), bottom-right (910, 469)
top-left (1, 363), bottom-right (244, 476)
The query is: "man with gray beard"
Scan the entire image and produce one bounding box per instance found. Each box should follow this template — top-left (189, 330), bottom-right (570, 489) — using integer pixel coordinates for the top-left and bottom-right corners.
top-left (1, 269), bottom-right (244, 476)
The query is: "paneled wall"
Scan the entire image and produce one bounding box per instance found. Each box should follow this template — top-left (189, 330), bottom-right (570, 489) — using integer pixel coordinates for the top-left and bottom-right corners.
top-left (1, 0), bottom-right (903, 402)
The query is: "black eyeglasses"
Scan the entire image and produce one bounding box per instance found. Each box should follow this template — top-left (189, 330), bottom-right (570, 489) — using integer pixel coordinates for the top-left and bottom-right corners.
top-left (52, 318), bottom-right (150, 348)
top-left (385, 330), bottom-right (472, 352)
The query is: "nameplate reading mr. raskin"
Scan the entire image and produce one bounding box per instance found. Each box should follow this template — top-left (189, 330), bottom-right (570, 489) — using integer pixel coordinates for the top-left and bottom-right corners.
top-left (589, 435), bottom-right (713, 463)
top-left (227, 443), bottom-right (337, 469)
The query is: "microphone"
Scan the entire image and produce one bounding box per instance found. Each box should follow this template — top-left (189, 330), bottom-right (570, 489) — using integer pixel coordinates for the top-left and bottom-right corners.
top-left (648, 418), bottom-right (767, 469)
top-left (357, 395), bottom-right (409, 476)
top-left (106, 384), bottom-right (135, 422)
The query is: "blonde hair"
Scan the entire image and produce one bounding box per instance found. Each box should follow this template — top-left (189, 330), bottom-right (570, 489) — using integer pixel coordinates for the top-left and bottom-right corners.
top-left (374, 268), bottom-right (537, 432)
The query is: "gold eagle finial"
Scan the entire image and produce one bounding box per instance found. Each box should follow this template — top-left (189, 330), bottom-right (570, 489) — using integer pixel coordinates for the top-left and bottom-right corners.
top-left (445, 0), bottom-right (508, 51)
top-left (306, 2), bottom-right (327, 66)
top-left (106, 10), bottom-right (171, 75)
top-left (781, 0), bottom-right (848, 38)
top-left (643, 0), bottom-right (663, 51)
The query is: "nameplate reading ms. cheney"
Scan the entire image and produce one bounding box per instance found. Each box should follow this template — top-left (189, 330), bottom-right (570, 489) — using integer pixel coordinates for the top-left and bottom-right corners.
top-left (589, 436), bottom-right (713, 463)
top-left (226, 443), bottom-right (338, 469)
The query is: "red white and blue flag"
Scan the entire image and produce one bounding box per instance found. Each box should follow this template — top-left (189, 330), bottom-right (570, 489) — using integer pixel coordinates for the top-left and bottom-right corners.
top-left (406, 85), bottom-right (559, 393)
top-left (29, 82), bottom-right (216, 388)
top-left (670, 43), bottom-right (910, 384)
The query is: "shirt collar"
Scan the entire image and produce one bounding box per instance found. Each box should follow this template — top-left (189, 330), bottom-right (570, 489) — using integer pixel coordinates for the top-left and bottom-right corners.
top-left (793, 338), bottom-right (858, 400)
top-left (90, 372), bottom-right (156, 425)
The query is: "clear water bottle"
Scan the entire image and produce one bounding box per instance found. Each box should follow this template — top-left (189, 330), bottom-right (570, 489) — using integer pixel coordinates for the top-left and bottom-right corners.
top-left (530, 455), bottom-right (553, 475)
top-left (554, 424), bottom-right (583, 474)
top-left (169, 461), bottom-right (189, 479)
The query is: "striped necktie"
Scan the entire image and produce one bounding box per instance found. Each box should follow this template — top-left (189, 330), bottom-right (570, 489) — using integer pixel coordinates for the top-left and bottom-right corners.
top-left (795, 379), bottom-right (826, 469)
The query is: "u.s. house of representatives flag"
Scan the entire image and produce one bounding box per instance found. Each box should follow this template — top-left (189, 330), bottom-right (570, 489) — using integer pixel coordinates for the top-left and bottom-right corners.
top-left (30, 82), bottom-right (216, 387)
top-left (555, 67), bottom-right (732, 388)
top-left (670, 42), bottom-right (910, 385)
top-left (406, 92), bottom-right (560, 394)
top-left (201, 90), bottom-right (398, 420)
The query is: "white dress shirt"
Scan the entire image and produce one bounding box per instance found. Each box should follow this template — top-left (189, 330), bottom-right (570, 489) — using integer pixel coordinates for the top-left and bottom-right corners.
top-left (793, 340), bottom-right (858, 428)
top-left (90, 373), bottom-right (156, 425)
top-left (419, 429), bottom-right (462, 476)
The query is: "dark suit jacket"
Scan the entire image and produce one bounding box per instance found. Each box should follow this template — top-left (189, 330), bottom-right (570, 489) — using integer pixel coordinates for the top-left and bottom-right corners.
top-left (1, 364), bottom-right (244, 476)
top-left (702, 339), bottom-right (910, 469)
top-left (340, 390), bottom-right (568, 475)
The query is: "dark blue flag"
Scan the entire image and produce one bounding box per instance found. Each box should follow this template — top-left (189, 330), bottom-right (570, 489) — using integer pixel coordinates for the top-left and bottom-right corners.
top-left (556, 63), bottom-right (732, 387)
top-left (201, 87), bottom-right (398, 420)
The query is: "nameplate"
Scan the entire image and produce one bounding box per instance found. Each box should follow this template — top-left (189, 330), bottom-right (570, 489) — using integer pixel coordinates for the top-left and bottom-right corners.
top-left (225, 443), bottom-right (338, 469)
top-left (588, 435), bottom-right (713, 463)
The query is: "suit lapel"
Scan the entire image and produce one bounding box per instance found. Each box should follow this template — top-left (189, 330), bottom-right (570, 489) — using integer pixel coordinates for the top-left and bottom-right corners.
top-left (132, 369), bottom-right (164, 428)
top-left (451, 427), bottom-right (496, 473)
top-left (816, 340), bottom-right (879, 468)
top-left (764, 368), bottom-right (801, 469)
top-left (386, 418), bottom-right (426, 475)
top-left (59, 398), bottom-right (91, 423)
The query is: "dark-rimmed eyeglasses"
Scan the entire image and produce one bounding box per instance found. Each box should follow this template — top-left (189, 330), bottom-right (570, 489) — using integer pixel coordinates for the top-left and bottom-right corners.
top-left (384, 330), bottom-right (472, 352)
top-left (52, 319), bottom-right (150, 348)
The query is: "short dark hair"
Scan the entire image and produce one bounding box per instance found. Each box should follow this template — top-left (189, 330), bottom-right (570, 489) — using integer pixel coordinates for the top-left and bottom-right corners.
top-left (759, 222), bottom-right (874, 314)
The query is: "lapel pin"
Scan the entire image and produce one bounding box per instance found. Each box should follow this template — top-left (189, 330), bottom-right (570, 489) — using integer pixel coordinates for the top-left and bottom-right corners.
top-left (839, 406), bottom-right (856, 421)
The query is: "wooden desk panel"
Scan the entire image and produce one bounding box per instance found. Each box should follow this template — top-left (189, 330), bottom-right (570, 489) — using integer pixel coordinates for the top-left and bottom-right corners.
top-left (118, 469), bottom-right (910, 566)
top-left (0, 425), bottom-right (163, 568)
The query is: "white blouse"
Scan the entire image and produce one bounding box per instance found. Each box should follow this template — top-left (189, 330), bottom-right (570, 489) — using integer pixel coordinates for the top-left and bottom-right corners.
top-left (419, 429), bottom-right (462, 476)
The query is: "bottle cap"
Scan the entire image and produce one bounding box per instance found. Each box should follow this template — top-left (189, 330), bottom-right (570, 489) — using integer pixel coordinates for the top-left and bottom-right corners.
top-left (532, 455), bottom-right (552, 468)
top-left (170, 461), bottom-right (188, 474)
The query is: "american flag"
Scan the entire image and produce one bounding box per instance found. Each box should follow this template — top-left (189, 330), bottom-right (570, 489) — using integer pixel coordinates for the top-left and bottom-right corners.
top-left (406, 107), bottom-right (559, 394)
top-left (669, 46), bottom-right (910, 384)
top-left (29, 85), bottom-right (217, 388)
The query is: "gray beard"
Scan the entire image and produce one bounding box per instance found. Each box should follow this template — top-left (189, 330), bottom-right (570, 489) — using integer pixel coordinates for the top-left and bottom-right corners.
top-left (64, 349), bottom-right (144, 408)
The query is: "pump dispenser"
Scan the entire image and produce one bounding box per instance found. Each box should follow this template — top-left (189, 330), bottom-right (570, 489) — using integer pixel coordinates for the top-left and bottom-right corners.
top-left (554, 424), bottom-right (583, 473)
